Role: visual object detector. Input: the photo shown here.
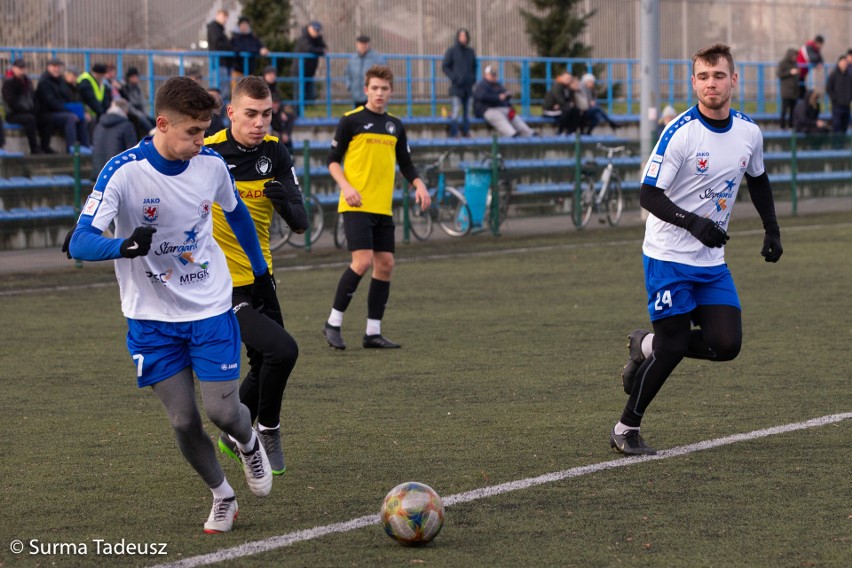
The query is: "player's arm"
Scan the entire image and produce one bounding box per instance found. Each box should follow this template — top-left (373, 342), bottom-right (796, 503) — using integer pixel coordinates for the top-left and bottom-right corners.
top-left (259, 145), bottom-right (307, 233)
top-left (640, 183), bottom-right (728, 248)
top-left (222, 197), bottom-right (268, 275)
top-left (745, 172), bottom-right (782, 262)
top-left (327, 117), bottom-right (361, 207)
top-left (395, 124), bottom-right (431, 209)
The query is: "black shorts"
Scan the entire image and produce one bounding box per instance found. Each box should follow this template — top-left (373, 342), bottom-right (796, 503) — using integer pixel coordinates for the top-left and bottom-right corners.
top-left (342, 211), bottom-right (395, 253)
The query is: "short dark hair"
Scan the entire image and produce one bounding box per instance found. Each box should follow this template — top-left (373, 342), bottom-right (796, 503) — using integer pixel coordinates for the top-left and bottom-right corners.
top-left (233, 74), bottom-right (271, 101)
top-left (356, 35), bottom-right (370, 43)
top-left (814, 35), bottom-right (825, 44)
top-left (692, 43), bottom-right (735, 75)
top-left (154, 76), bottom-right (217, 122)
top-left (364, 64), bottom-right (393, 88)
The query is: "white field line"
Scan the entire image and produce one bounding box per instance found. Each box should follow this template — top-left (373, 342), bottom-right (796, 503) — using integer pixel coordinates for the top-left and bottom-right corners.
top-left (151, 412), bottom-right (851, 568)
top-left (2, 221), bottom-right (848, 297)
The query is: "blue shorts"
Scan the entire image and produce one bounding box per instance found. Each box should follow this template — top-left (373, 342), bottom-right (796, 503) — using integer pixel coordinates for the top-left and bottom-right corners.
top-left (126, 310), bottom-right (242, 388)
top-left (644, 255), bottom-right (740, 321)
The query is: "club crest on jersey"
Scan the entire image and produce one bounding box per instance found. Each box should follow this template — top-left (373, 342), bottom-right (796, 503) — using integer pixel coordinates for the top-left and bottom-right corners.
top-left (198, 200), bottom-right (211, 219)
top-left (143, 206), bottom-right (159, 223)
top-left (695, 152), bottom-right (710, 175)
top-left (255, 156), bottom-right (272, 176)
top-left (385, 121), bottom-right (396, 135)
top-left (738, 156), bottom-right (748, 172)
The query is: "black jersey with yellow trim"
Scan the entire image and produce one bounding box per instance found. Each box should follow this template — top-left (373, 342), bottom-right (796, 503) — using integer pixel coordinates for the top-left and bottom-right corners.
top-left (327, 106), bottom-right (419, 216)
top-left (205, 128), bottom-right (299, 287)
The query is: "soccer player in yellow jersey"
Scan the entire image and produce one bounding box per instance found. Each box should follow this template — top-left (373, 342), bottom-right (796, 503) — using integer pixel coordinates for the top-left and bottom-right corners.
top-left (205, 75), bottom-right (307, 474)
top-left (322, 65), bottom-right (431, 349)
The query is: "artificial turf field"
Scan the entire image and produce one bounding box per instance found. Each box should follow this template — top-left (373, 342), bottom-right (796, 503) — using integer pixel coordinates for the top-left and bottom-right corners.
top-left (1, 211), bottom-right (850, 568)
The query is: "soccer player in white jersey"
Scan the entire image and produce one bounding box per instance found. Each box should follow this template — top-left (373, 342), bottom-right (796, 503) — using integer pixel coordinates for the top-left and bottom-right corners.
top-left (67, 76), bottom-right (276, 533)
top-left (610, 44), bottom-right (783, 455)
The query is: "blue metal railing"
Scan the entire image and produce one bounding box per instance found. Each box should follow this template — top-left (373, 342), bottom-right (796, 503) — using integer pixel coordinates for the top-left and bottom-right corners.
top-left (1, 46), bottom-right (830, 120)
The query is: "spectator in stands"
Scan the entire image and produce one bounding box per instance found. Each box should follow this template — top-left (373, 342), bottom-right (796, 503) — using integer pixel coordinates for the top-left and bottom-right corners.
top-left (776, 48), bottom-right (799, 129)
top-left (120, 67), bottom-right (155, 138)
top-left (91, 98), bottom-right (138, 177)
top-left (473, 65), bottom-right (535, 137)
top-left (656, 104), bottom-right (679, 139)
top-left (186, 67), bottom-right (204, 85)
top-left (205, 88), bottom-right (227, 138)
top-left (207, 8), bottom-right (233, 97)
top-left (542, 70), bottom-right (581, 135)
top-left (442, 28), bottom-right (477, 138)
top-left (231, 16), bottom-right (269, 83)
top-left (2, 58), bottom-right (43, 154)
top-left (796, 35), bottom-right (824, 99)
top-left (77, 63), bottom-right (113, 124)
top-left (793, 89), bottom-right (830, 134)
top-left (345, 35), bottom-right (386, 108)
top-left (291, 21), bottom-right (327, 106)
top-left (35, 59), bottom-right (90, 154)
top-left (104, 64), bottom-right (123, 100)
top-left (825, 55), bottom-right (851, 134)
top-left (577, 73), bottom-right (619, 134)
top-left (263, 66), bottom-right (296, 154)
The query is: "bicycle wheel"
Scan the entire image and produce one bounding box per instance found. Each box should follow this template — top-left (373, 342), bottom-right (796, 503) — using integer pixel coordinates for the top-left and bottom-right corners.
top-left (604, 174), bottom-right (623, 226)
top-left (578, 176), bottom-right (595, 228)
top-left (437, 186), bottom-right (472, 237)
top-left (406, 190), bottom-right (433, 240)
top-left (333, 212), bottom-right (346, 249)
top-left (286, 194), bottom-right (324, 248)
top-left (269, 213), bottom-right (292, 252)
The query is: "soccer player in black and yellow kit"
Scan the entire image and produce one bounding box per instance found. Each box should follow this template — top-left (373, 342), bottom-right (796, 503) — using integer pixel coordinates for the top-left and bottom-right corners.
top-left (205, 75), bottom-right (307, 474)
top-left (322, 65), bottom-right (431, 350)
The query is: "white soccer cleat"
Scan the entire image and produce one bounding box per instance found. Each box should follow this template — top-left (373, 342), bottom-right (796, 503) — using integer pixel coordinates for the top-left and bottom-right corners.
top-left (203, 496), bottom-right (238, 534)
top-left (239, 432), bottom-right (273, 497)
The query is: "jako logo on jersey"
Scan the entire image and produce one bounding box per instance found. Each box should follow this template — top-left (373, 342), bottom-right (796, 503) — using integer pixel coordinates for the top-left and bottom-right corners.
top-left (255, 156), bottom-right (272, 176)
top-left (385, 121), bottom-right (396, 135)
top-left (198, 200), bottom-right (211, 219)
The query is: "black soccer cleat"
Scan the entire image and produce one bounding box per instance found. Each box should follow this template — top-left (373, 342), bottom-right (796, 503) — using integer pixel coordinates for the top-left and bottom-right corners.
top-left (610, 427), bottom-right (657, 455)
top-left (621, 329), bottom-right (650, 395)
top-left (322, 323), bottom-right (346, 350)
top-left (362, 334), bottom-right (401, 349)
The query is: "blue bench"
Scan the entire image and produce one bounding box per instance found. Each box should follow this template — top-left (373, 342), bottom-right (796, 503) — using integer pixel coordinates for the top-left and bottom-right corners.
top-left (0, 175), bottom-right (81, 190)
top-left (514, 179), bottom-right (641, 197)
top-left (0, 204), bottom-right (76, 222)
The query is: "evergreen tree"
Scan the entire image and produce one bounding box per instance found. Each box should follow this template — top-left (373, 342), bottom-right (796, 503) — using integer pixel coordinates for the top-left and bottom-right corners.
top-left (240, 0), bottom-right (294, 97)
top-left (520, 0), bottom-right (596, 98)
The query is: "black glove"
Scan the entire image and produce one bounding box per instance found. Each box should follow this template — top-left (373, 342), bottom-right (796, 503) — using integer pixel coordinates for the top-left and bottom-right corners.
top-left (263, 180), bottom-right (302, 211)
top-left (251, 269), bottom-right (277, 311)
top-left (761, 232), bottom-right (783, 263)
top-left (61, 224), bottom-right (77, 259)
top-left (684, 214), bottom-right (729, 248)
top-left (119, 226), bottom-right (157, 258)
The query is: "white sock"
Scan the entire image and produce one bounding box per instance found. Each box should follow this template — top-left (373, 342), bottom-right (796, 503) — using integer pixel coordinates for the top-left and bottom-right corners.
top-left (614, 422), bottom-right (640, 436)
top-left (641, 333), bottom-right (654, 358)
top-left (257, 422), bottom-right (280, 432)
top-left (211, 479), bottom-right (235, 500)
top-left (233, 430), bottom-right (257, 454)
top-left (366, 318), bottom-right (381, 336)
top-left (327, 309), bottom-right (344, 327)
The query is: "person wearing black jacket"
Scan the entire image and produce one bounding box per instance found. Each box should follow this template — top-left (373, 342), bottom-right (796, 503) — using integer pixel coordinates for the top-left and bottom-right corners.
top-left (34, 59), bottom-right (89, 153)
top-left (91, 98), bottom-right (138, 177)
top-left (207, 9), bottom-right (233, 97)
top-left (1, 59), bottom-right (42, 154)
top-left (291, 21), bottom-right (327, 105)
top-left (825, 55), bottom-right (852, 133)
top-left (442, 28), bottom-right (477, 137)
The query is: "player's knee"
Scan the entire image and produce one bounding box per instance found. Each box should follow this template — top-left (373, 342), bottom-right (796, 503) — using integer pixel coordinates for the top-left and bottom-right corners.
top-left (169, 412), bottom-right (204, 436)
top-left (711, 337), bottom-right (741, 361)
top-left (207, 402), bottom-right (244, 433)
top-left (268, 334), bottom-right (298, 365)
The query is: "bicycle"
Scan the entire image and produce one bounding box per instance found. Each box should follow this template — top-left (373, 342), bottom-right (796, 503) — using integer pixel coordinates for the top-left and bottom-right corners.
top-left (577, 144), bottom-right (627, 228)
top-left (417, 150), bottom-right (472, 238)
top-left (269, 193), bottom-right (325, 251)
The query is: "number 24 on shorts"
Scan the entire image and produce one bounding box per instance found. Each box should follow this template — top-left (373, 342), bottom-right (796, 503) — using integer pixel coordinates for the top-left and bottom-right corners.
top-left (654, 290), bottom-right (673, 311)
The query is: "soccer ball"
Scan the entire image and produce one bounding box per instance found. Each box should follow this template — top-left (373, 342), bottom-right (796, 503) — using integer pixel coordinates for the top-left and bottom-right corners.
top-left (380, 482), bottom-right (445, 545)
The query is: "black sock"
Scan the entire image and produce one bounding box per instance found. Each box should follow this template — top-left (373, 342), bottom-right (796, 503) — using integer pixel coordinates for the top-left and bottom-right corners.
top-left (367, 278), bottom-right (391, 321)
top-left (332, 267), bottom-right (363, 312)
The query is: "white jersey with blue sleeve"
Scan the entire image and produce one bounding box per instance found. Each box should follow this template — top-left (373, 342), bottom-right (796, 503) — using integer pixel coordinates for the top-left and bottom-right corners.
top-left (640, 106), bottom-right (765, 267)
top-left (78, 137), bottom-right (239, 322)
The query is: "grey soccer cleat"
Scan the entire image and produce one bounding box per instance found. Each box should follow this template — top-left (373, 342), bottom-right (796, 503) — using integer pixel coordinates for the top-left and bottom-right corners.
top-left (610, 427), bottom-right (657, 455)
top-left (239, 432), bottom-right (272, 497)
top-left (258, 427), bottom-right (286, 476)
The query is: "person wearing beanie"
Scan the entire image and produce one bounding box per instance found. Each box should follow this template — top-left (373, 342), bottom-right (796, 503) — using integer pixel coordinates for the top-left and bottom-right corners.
top-left (91, 98), bottom-right (138, 176)
top-left (119, 67), bottom-right (155, 138)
